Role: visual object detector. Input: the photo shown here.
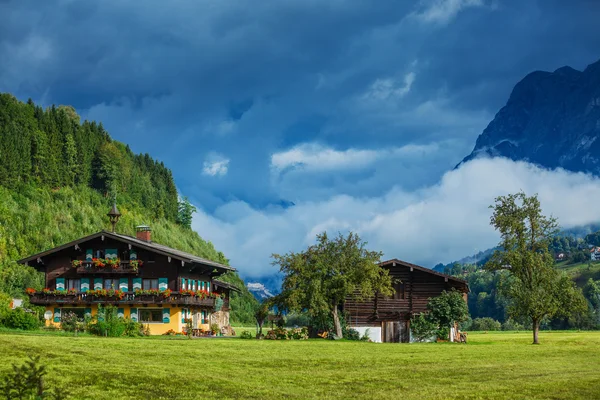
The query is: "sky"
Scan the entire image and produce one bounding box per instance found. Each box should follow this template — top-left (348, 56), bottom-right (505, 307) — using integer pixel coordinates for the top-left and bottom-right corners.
top-left (2, 0), bottom-right (600, 281)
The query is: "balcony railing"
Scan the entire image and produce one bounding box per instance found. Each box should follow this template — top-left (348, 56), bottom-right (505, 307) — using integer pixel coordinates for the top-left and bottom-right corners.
top-left (75, 261), bottom-right (138, 274)
top-left (28, 292), bottom-right (228, 309)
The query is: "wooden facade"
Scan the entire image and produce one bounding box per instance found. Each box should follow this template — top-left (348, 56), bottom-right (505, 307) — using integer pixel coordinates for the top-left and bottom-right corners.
top-left (344, 259), bottom-right (468, 343)
top-left (18, 229), bottom-right (237, 335)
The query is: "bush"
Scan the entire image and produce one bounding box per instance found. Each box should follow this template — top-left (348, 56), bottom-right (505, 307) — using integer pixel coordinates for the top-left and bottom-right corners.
top-left (344, 328), bottom-right (361, 341)
top-left (1, 308), bottom-right (40, 330)
top-left (501, 319), bottom-right (525, 331)
top-left (470, 317), bottom-right (502, 331)
top-left (264, 327), bottom-right (309, 340)
top-left (240, 330), bottom-right (254, 339)
top-left (61, 311), bottom-right (85, 334)
top-left (86, 305), bottom-right (134, 337)
top-left (436, 326), bottom-right (450, 341)
top-left (410, 313), bottom-right (437, 342)
top-left (0, 356), bottom-right (67, 400)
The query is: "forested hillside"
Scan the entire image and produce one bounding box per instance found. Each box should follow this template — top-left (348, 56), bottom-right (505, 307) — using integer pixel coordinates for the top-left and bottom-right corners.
top-left (0, 93), bottom-right (258, 324)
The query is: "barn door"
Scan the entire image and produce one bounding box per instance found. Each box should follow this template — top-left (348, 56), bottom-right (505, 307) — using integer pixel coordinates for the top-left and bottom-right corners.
top-left (383, 321), bottom-right (401, 343)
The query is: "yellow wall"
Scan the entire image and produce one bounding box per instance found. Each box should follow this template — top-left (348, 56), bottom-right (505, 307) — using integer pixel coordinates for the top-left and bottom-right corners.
top-left (43, 304), bottom-right (190, 335)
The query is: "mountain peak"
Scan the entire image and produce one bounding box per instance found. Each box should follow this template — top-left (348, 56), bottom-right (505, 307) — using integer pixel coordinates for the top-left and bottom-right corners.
top-left (458, 58), bottom-right (600, 173)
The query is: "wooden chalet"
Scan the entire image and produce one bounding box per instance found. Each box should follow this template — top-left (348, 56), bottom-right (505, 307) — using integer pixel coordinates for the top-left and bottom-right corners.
top-left (344, 259), bottom-right (468, 343)
top-left (18, 206), bottom-right (239, 335)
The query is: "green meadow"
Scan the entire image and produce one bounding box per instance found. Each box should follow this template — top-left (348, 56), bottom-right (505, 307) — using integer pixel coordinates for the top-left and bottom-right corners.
top-left (1, 331), bottom-right (599, 399)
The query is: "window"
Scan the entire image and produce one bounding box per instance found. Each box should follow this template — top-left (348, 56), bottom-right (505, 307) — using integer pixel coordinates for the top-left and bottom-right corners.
top-left (104, 279), bottom-right (119, 290)
top-left (143, 279), bottom-right (158, 290)
top-left (393, 282), bottom-right (405, 300)
top-left (139, 309), bottom-right (162, 323)
top-left (61, 308), bottom-right (85, 320)
top-left (66, 279), bottom-right (80, 291)
top-left (95, 249), bottom-right (105, 259)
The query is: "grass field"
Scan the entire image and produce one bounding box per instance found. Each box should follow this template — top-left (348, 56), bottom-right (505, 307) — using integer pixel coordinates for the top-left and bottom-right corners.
top-left (1, 331), bottom-right (599, 400)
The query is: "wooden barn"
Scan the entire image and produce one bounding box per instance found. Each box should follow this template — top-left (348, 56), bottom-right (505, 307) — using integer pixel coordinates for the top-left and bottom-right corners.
top-left (344, 259), bottom-right (469, 343)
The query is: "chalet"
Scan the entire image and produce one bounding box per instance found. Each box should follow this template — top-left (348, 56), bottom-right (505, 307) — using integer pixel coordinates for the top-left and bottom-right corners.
top-left (590, 247), bottom-right (600, 261)
top-left (18, 205), bottom-right (238, 335)
top-left (344, 259), bottom-right (469, 343)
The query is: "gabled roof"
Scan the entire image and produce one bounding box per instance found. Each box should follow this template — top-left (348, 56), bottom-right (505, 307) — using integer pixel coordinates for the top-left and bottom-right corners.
top-left (379, 258), bottom-right (468, 286)
top-left (18, 230), bottom-right (234, 272)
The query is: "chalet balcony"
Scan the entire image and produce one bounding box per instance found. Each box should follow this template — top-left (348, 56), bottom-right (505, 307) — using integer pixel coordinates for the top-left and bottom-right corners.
top-left (74, 261), bottom-right (139, 274)
top-left (28, 292), bottom-right (228, 309)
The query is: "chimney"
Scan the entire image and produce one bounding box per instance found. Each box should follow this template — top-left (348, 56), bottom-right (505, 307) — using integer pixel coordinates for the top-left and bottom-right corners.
top-left (136, 225), bottom-right (152, 242)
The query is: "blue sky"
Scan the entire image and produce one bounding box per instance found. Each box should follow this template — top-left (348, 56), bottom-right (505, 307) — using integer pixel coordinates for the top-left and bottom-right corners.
top-left (2, 0), bottom-right (600, 279)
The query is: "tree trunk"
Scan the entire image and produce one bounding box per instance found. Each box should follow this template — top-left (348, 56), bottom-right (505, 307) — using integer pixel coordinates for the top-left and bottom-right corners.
top-left (532, 318), bottom-right (540, 345)
top-left (332, 305), bottom-right (343, 338)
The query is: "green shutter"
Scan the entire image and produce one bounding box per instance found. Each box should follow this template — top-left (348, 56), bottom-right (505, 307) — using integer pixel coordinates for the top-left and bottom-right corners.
top-left (181, 277), bottom-right (185, 290)
top-left (133, 278), bottom-right (142, 291)
top-left (207, 281), bottom-right (211, 292)
top-left (200, 281), bottom-right (205, 291)
top-left (130, 308), bottom-right (138, 322)
top-left (105, 249), bottom-right (118, 260)
top-left (117, 308), bottom-right (124, 318)
top-left (119, 278), bottom-right (129, 292)
top-left (158, 278), bottom-right (168, 292)
top-left (93, 278), bottom-right (102, 290)
top-left (130, 250), bottom-right (137, 260)
top-left (84, 308), bottom-right (92, 318)
top-left (80, 278), bottom-right (90, 292)
top-left (53, 308), bottom-right (61, 322)
top-left (163, 308), bottom-right (170, 323)
top-left (55, 278), bottom-right (65, 291)
top-left (181, 308), bottom-right (186, 323)
top-left (86, 249), bottom-right (93, 261)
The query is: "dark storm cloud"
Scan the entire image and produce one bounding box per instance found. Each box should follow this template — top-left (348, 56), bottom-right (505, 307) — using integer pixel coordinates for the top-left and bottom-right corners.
top-left (1, 0), bottom-right (599, 211)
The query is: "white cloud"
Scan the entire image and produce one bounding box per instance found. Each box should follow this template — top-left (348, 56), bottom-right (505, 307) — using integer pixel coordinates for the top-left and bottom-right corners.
top-left (202, 153), bottom-right (230, 177)
top-left (362, 72), bottom-right (416, 102)
top-left (193, 158), bottom-right (600, 280)
top-left (412, 0), bottom-right (485, 24)
top-left (270, 142), bottom-right (439, 173)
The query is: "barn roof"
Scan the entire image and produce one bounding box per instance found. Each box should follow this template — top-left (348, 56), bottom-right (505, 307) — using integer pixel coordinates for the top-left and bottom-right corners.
top-left (380, 258), bottom-right (468, 287)
top-left (17, 230), bottom-right (234, 272)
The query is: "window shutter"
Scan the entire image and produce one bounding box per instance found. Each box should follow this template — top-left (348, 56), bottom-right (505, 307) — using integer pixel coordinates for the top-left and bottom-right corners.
top-left (86, 249), bottom-right (93, 261)
top-left (80, 278), bottom-right (90, 292)
top-left (117, 308), bottom-right (125, 318)
top-left (84, 308), bottom-right (92, 318)
top-left (55, 278), bottom-right (65, 291)
top-left (53, 308), bottom-right (61, 322)
top-left (181, 277), bottom-right (185, 290)
top-left (130, 308), bottom-right (138, 322)
top-left (158, 278), bottom-right (168, 292)
top-left (207, 281), bottom-right (211, 293)
top-left (119, 278), bottom-right (129, 292)
top-left (163, 308), bottom-right (170, 323)
top-left (93, 278), bottom-right (102, 290)
top-left (133, 278), bottom-right (142, 291)
top-left (192, 280), bottom-right (197, 291)
top-left (181, 308), bottom-right (187, 324)
top-left (130, 250), bottom-right (137, 260)
top-left (200, 281), bottom-right (205, 291)
top-left (105, 248), bottom-right (118, 260)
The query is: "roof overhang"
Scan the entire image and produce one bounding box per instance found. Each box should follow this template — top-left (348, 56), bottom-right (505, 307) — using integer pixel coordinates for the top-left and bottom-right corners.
top-left (379, 258), bottom-right (470, 292)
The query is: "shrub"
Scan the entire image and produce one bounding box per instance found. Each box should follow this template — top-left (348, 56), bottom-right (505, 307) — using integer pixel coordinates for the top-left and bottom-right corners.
top-left (360, 329), bottom-right (371, 342)
top-left (61, 311), bottom-right (85, 334)
top-left (264, 327), bottom-right (309, 340)
top-left (410, 313), bottom-right (437, 342)
top-left (1, 308), bottom-right (40, 330)
top-left (0, 356), bottom-right (67, 400)
top-left (86, 305), bottom-right (126, 337)
top-left (344, 328), bottom-right (361, 341)
top-left (501, 319), bottom-right (525, 331)
top-left (210, 323), bottom-right (220, 334)
top-left (240, 330), bottom-right (254, 339)
top-left (470, 317), bottom-right (501, 331)
top-left (436, 326), bottom-right (450, 341)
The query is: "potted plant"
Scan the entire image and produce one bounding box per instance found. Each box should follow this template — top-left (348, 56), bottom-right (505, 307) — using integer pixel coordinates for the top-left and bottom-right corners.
top-left (129, 259), bottom-right (143, 272)
top-left (25, 288), bottom-right (36, 295)
top-left (105, 258), bottom-right (121, 270)
top-left (71, 260), bottom-right (83, 268)
top-left (92, 258), bottom-right (106, 268)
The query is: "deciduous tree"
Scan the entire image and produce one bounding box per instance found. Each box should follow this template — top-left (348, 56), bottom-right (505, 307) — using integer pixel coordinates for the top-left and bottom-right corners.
top-left (272, 232), bottom-right (393, 338)
top-left (486, 192), bottom-right (587, 344)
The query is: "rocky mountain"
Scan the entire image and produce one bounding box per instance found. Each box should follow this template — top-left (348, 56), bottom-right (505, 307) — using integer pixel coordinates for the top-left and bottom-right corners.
top-left (459, 58), bottom-right (600, 173)
top-left (247, 282), bottom-right (275, 301)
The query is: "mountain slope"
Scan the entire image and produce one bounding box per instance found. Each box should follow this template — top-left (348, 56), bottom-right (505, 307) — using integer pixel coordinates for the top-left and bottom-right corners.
top-left (459, 58), bottom-right (600, 173)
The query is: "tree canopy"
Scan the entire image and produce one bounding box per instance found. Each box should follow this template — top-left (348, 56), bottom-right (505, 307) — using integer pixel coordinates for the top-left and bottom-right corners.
top-left (486, 192), bottom-right (586, 344)
top-left (271, 231), bottom-right (393, 338)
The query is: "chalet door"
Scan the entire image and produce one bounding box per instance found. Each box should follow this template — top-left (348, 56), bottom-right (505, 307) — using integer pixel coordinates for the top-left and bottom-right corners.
top-left (383, 321), bottom-right (401, 343)
top-left (192, 311), bottom-right (200, 329)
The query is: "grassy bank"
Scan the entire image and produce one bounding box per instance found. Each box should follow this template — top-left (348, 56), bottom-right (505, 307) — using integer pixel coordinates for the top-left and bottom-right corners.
top-left (1, 331), bottom-right (599, 399)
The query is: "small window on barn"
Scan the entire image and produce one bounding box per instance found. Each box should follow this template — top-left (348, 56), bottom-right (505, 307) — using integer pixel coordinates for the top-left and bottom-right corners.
top-left (393, 282), bottom-right (405, 300)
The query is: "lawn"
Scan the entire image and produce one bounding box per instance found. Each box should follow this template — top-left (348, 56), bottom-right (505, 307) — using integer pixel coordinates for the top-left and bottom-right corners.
top-left (1, 331), bottom-right (599, 400)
